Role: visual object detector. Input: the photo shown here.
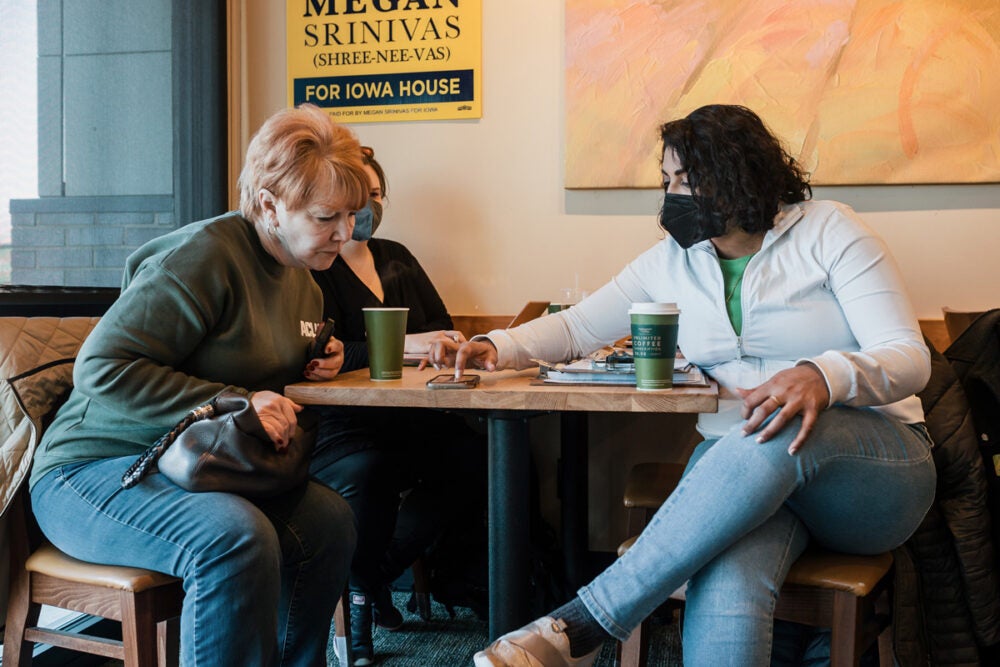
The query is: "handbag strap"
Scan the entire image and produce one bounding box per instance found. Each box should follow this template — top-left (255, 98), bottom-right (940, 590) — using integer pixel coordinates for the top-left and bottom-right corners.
top-left (120, 400), bottom-right (220, 489)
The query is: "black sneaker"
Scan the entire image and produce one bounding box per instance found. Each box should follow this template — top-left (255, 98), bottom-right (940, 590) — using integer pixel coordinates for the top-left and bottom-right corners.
top-left (349, 590), bottom-right (374, 666)
top-left (373, 585), bottom-right (404, 631)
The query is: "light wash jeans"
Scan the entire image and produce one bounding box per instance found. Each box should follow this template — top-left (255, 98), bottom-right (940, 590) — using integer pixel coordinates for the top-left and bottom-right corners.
top-left (577, 406), bottom-right (935, 667)
top-left (31, 456), bottom-right (357, 667)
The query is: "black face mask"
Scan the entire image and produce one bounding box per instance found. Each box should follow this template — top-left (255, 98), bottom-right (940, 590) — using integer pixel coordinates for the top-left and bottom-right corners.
top-left (658, 193), bottom-right (726, 249)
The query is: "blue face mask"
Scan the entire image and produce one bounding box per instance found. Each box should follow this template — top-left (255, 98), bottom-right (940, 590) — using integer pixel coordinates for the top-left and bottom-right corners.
top-left (351, 199), bottom-right (383, 241)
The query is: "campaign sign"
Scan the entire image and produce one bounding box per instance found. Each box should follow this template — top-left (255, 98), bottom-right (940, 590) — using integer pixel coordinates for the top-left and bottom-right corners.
top-left (287, 0), bottom-right (482, 122)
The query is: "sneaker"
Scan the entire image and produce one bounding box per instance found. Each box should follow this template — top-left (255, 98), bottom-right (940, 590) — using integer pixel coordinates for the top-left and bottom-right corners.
top-left (348, 591), bottom-right (374, 667)
top-left (473, 616), bottom-right (600, 667)
top-left (372, 585), bottom-right (404, 631)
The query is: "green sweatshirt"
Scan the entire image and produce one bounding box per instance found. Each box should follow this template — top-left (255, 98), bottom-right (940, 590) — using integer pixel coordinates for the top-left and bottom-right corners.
top-left (30, 213), bottom-right (325, 488)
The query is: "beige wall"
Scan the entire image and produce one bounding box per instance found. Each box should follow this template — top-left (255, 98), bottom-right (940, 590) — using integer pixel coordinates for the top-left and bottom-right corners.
top-left (243, 1), bottom-right (1000, 320)
top-left (242, 1), bottom-right (1000, 550)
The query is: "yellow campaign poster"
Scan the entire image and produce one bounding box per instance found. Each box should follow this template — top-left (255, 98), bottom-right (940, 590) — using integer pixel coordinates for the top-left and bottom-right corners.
top-left (287, 0), bottom-right (482, 123)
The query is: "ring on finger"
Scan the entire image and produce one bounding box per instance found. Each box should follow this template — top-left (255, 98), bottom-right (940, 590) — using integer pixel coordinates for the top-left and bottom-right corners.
top-left (768, 395), bottom-right (784, 407)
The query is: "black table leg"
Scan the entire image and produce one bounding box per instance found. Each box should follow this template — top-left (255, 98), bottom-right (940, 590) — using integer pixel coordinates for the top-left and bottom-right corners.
top-left (487, 412), bottom-right (532, 640)
top-left (559, 412), bottom-right (589, 594)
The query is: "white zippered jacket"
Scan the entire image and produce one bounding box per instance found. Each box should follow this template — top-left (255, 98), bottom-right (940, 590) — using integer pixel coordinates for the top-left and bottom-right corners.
top-left (486, 200), bottom-right (930, 439)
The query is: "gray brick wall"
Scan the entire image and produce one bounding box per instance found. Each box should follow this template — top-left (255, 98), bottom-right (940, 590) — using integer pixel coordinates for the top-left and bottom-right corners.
top-left (10, 195), bottom-right (173, 287)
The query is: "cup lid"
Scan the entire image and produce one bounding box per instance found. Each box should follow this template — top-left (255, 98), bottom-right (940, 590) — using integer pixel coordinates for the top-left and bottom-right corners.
top-left (362, 307), bottom-right (410, 311)
top-left (628, 302), bottom-right (679, 315)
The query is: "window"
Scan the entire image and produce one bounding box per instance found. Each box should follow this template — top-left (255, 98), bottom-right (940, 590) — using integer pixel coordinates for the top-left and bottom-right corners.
top-left (0, 1), bottom-right (38, 283)
top-left (0, 1), bottom-right (227, 654)
top-left (1, 0), bottom-right (226, 289)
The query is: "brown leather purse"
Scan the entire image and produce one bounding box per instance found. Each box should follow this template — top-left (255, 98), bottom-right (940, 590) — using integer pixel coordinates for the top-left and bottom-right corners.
top-left (121, 391), bottom-right (317, 497)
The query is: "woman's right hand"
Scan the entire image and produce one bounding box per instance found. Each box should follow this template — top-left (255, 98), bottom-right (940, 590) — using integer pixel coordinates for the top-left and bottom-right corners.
top-left (250, 390), bottom-right (302, 451)
top-left (737, 363), bottom-right (831, 454)
top-left (424, 339), bottom-right (499, 378)
top-left (305, 335), bottom-right (345, 380)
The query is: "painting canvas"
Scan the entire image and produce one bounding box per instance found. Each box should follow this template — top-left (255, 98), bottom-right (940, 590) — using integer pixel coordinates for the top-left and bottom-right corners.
top-left (566, 0), bottom-right (1000, 187)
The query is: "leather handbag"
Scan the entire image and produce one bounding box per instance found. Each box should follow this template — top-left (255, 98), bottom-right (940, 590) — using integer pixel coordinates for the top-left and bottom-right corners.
top-left (121, 391), bottom-right (317, 497)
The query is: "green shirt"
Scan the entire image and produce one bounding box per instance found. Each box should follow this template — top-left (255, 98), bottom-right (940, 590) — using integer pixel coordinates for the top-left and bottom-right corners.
top-left (719, 253), bottom-right (754, 335)
top-left (30, 213), bottom-right (324, 488)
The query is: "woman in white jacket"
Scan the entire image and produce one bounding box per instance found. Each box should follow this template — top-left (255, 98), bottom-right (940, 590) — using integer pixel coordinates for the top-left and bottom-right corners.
top-left (431, 105), bottom-right (937, 666)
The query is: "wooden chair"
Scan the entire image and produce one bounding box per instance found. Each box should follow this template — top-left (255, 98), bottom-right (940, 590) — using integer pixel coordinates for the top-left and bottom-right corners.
top-left (623, 462), bottom-right (685, 537)
top-left (3, 488), bottom-right (183, 667)
top-left (773, 548), bottom-right (893, 667)
top-left (617, 463), bottom-right (894, 667)
top-left (407, 556), bottom-right (433, 620)
top-left (617, 463), bottom-right (686, 667)
top-left (2, 315), bottom-right (183, 666)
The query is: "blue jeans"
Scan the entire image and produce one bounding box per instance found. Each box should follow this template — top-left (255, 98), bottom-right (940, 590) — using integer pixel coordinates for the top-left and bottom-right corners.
top-left (577, 406), bottom-right (935, 666)
top-left (31, 456), bottom-right (357, 667)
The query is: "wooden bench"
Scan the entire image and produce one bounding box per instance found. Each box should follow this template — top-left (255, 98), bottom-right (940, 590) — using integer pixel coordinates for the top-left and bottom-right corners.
top-left (450, 314), bottom-right (513, 339)
top-left (918, 318), bottom-right (950, 353)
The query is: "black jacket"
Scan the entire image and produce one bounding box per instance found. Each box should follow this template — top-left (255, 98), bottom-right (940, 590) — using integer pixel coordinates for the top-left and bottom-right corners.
top-left (893, 331), bottom-right (1000, 666)
top-left (945, 309), bottom-right (1000, 571)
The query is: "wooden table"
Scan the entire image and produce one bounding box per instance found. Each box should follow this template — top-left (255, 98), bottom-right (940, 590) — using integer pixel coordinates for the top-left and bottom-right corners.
top-left (287, 366), bottom-right (717, 638)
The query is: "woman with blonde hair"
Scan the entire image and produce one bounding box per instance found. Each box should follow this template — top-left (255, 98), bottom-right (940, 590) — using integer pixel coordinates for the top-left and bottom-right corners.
top-left (29, 104), bottom-right (364, 666)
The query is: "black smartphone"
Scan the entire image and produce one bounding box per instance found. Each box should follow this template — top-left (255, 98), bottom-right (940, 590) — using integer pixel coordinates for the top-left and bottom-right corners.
top-left (426, 373), bottom-right (481, 389)
top-left (310, 318), bottom-right (336, 359)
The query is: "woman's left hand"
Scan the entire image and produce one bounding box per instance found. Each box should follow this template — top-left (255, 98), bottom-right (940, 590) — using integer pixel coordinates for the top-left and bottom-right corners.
top-left (405, 330), bottom-right (466, 354)
top-left (737, 364), bottom-right (830, 454)
top-left (304, 336), bottom-right (345, 380)
top-left (251, 390), bottom-right (302, 451)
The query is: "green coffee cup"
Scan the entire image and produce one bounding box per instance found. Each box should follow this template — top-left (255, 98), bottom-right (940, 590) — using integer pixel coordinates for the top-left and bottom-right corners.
top-left (629, 303), bottom-right (680, 391)
top-left (363, 307), bottom-right (408, 381)
top-left (547, 304), bottom-right (567, 314)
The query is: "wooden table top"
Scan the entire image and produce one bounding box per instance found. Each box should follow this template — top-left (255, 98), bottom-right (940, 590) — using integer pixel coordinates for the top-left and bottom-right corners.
top-left (286, 366), bottom-right (718, 414)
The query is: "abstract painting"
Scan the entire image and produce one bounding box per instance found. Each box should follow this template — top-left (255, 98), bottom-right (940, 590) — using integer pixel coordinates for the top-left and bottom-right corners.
top-left (566, 0), bottom-right (1000, 187)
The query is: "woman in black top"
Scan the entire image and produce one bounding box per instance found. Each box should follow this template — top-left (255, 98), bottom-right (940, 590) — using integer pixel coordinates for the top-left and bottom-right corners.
top-left (310, 146), bottom-right (487, 666)
top-left (313, 235), bottom-right (458, 370)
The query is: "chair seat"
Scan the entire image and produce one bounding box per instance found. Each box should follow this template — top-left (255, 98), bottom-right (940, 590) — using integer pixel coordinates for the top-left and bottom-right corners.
top-left (617, 535), bottom-right (638, 557)
top-left (26, 543), bottom-right (181, 593)
top-left (617, 536), bottom-right (889, 598)
top-left (623, 462), bottom-right (685, 509)
top-left (619, 534), bottom-right (891, 594)
top-left (784, 548), bottom-right (893, 597)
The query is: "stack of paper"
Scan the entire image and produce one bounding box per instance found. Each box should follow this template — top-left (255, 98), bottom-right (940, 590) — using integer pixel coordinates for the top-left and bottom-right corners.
top-left (535, 353), bottom-right (709, 387)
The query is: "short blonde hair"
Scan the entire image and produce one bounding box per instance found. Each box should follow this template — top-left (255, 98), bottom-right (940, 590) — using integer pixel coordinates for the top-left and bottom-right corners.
top-left (238, 104), bottom-right (368, 221)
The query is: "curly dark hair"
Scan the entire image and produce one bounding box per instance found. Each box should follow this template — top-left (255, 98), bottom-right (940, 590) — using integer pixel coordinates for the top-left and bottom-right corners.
top-left (659, 105), bottom-right (811, 234)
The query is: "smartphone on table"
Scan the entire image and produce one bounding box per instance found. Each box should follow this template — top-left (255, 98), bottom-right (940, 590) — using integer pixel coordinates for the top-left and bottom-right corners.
top-left (426, 374), bottom-right (481, 389)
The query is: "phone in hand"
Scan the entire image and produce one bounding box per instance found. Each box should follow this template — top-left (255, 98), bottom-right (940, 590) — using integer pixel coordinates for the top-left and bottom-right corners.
top-left (426, 373), bottom-right (481, 389)
top-left (310, 318), bottom-right (336, 359)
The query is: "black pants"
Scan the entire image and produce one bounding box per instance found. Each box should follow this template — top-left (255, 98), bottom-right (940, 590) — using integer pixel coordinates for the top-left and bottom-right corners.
top-left (310, 407), bottom-right (487, 594)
